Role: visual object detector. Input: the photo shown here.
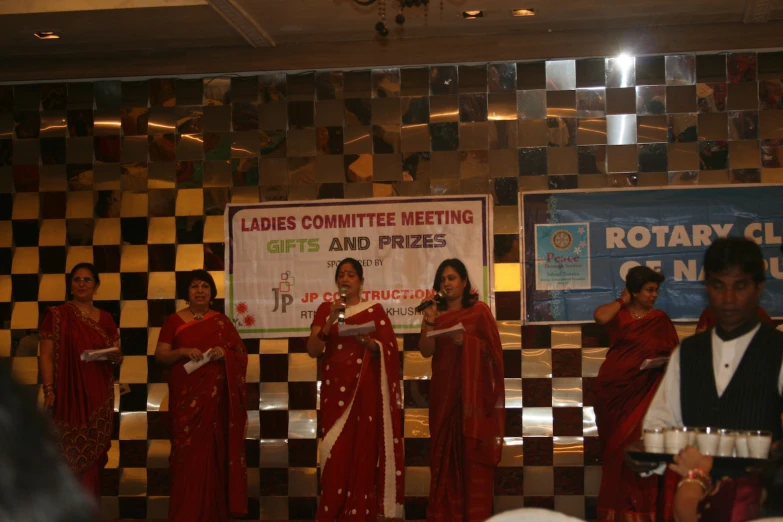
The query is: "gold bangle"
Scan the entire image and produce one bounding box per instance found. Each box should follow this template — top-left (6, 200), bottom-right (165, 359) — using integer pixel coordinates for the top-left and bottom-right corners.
top-left (677, 477), bottom-right (710, 494)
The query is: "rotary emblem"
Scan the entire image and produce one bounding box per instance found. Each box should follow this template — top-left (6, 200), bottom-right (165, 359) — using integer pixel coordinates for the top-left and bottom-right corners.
top-left (551, 229), bottom-right (573, 251)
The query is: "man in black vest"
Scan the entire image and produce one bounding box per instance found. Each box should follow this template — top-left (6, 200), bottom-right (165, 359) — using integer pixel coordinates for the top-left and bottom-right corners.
top-left (643, 236), bottom-right (783, 446)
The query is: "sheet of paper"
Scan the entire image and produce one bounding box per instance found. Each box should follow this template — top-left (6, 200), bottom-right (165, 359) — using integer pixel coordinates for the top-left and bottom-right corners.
top-left (184, 349), bottom-right (214, 375)
top-left (426, 322), bottom-right (466, 338)
top-left (80, 347), bottom-right (120, 362)
top-left (338, 321), bottom-right (376, 337)
top-left (640, 357), bottom-right (669, 370)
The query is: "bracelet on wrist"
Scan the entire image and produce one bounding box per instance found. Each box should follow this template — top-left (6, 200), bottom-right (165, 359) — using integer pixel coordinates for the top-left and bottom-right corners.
top-left (615, 297), bottom-right (626, 308)
top-left (317, 329), bottom-right (330, 342)
top-left (677, 477), bottom-right (711, 495)
top-left (423, 319), bottom-right (437, 327)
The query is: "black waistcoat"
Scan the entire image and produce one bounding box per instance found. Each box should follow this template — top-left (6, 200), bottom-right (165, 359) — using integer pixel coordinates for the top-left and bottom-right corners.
top-left (680, 325), bottom-right (783, 441)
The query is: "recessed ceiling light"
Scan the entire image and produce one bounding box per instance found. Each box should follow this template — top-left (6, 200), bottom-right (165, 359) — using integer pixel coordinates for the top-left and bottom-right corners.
top-left (462, 10), bottom-right (484, 19)
top-left (512, 8), bottom-right (536, 17)
top-left (34, 31), bottom-right (60, 39)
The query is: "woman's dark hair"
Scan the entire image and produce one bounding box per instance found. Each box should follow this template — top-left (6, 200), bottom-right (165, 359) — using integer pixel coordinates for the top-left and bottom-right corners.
top-left (0, 361), bottom-right (97, 522)
top-left (703, 237), bottom-right (766, 284)
top-left (334, 258), bottom-right (364, 283)
top-left (625, 266), bottom-right (664, 295)
top-left (432, 258), bottom-right (477, 310)
top-left (68, 262), bottom-right (100, 286)
top-left (179, 269), bottom-right (217, 302)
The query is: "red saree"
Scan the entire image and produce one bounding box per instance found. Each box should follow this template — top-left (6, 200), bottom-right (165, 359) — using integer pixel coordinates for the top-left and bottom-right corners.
top-left (427, 301), bottom-right (505, 522)
top-left (696, 476), bottom-right (763, 522)
top-left (594, 308), bottom-right (679, 522)
top-left (159, 312), bottom-right (248, 522)
top-left (39, 303), bottom-right (118, 500)
top-left (313, 300), bottom-right (404, 521)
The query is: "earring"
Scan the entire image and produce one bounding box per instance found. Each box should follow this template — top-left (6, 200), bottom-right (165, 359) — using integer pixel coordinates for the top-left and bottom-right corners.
top-left (185, 300), bottom-right (190, 305)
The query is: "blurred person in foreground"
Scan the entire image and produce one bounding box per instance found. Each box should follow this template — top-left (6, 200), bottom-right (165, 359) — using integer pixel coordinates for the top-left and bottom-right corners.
top-left (0, 360), bottom-right (97, 522)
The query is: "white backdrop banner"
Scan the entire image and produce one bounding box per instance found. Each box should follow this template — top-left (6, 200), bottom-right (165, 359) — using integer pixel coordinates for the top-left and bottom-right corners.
top-left (224, 196), bottom-right (494, 338)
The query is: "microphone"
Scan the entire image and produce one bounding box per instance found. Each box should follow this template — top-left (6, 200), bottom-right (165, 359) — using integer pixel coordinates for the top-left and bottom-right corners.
top-left (337, 286), bottom-right (348, 324)
top-left (415, 291), bottom-right (444, 313)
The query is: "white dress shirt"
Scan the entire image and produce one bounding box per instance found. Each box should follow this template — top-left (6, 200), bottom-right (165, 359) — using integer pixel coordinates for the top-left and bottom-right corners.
top-left (643, 324), bottom-right (783, 431)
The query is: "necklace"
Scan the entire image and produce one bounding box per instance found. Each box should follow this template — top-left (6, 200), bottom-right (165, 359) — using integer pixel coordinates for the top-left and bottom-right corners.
top-left (189, 307), bottom-right (207, 320)
top-left (71, 301), bottom-right (94, 319)
top-left (631, 308), bottom-right (650, 320)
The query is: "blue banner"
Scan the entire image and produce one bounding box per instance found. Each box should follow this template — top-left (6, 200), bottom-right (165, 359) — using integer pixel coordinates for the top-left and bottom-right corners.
top-left (521, 186), bottom-right (783, 323)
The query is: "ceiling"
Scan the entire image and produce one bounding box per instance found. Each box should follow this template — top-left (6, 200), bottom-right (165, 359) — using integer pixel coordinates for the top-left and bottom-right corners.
top-left (1, 0), bottom-right (783, 81)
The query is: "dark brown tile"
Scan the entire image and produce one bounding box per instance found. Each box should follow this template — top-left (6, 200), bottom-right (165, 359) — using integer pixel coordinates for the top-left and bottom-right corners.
top-left (494, 467), bottom-right (524, 495)
top-left (522, 325), bottom-right (551, 348)
top-left (523, 378), bottom-right (553, 407)
top-left (581, 323), bottom-right (609, 348)
top-left (404, 438), bottom-right (431, 467)
top-left (553, 407), bottom-right (583, 436)
top-left (245, 438), bottom-right (260, 467)
top-left (245, 382), bottom-right (260, 411)
top-left (147, 468), bottom-right (171, 496)
top-left (260, 468), bottom-right (288, 496)
top-left (288, 336), bottom-right (308, 354)
top-left (584, 435), bottom-right (602, 466)
top-left (289, 439), bottom-right (318, 467)
top-left (496, 291), bottom-right (522, 321)
top-left (405, 497), bottom-right (429, 520)
top-left (505, 408), bottom-right (523, 437)
top-left (554, 466), bottom-right (585, 495)
top-left (503, 349), bottom-right (522, 379)
top-left (259, 354), bottom-right (288, 382)
top-left (404, 380), bottom-right (430, 408)
top-left (288, 381), bottom-right (317, 410)
top-left (119, 440), bottom-right (148, 468)
top-left (146, 411), bottom-right (170, 439)
top-left (552, 349), bottom-right (581, 377)
top-left (582, 377), bottom-right (597, 407)
top-left (524, 496), bottom-right (555, 509)
top-left (523, 437), bottom-right (554, 466)
top-left (101, 468), bottom-right (120, 496)
top-left (289, 497), bottom-right (318, 520)
top-left (258, 410), bottom-right (288, 439)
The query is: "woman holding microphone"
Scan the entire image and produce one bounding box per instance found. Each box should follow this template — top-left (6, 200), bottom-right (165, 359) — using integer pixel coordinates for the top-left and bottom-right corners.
top-left (419, 258), bottom-right (505, 522)
top-left (307, 258), bottom-right (404, 521)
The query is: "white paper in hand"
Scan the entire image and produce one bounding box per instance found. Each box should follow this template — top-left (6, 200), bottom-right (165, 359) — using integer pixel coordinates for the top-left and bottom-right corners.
top-left (184, 349), bottom-right (214, 375)
top-left (426, 322), bottom-right (466, 338)
top-left (80, 347), bottom-right (120, 362)
top-left (640, 357), bottom-right (669, 370)
top-left (337, 321), bottom-right (376, 337)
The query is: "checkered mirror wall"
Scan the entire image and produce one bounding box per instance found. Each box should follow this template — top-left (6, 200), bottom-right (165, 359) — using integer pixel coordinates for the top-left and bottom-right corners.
top-left (2, 51), bottom-right (783, 521)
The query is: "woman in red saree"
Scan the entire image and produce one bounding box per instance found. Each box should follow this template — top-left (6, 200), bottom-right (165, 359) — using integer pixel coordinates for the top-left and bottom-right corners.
top-left (39, 262), bottom-right (123, 500)
top-left (306, 258), bottom-right (404, 521)
top-left (154, 270), bottom-right (248, 522)
top-left (418, 258), bottom-right (505, 522)
top-left (593, 266), bottom-right (680, 522)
